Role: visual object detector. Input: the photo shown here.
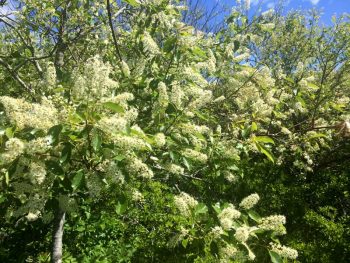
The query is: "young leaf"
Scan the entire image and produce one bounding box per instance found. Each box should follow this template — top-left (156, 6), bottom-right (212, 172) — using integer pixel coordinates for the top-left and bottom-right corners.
top-left (254, 136), bottom-right (275, 144)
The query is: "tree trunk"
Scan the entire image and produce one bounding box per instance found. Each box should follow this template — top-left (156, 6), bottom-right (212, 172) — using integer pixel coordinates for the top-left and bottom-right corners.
top-left (51, 209), bottom-right (65, 263)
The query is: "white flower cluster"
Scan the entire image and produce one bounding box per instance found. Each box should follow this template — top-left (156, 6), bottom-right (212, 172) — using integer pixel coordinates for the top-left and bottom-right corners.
top-left (179, 123), bottom-right (210, 135)
top-left (209, 226), bottom-right (224, 239)
top-left (234, 225), bottom-right (250, 242)
top-left (188, 90), bottom-right (213, 110)
top-left (126, 157), bottom-right (154, 179)
top-left (259, 215), bottom-right (286, 235)
top-left (97, 114), bottom-right (128, 134)
top-left (182, 148), bottom-right (208, 164)
top-left (102, 92), bottom-right (134, 108)
top-left (223, 171), bottom-right (238, 183)
top-left (213, 96), bottom-right (225, 103)
top-left (197, 50), bottom-right (216, 74)
top-left (157, 82), bottom-right (169, 109)
top-left (1, 138), bottom-right (25, 164)
top-left (43, 62), bottom-right (57, 90)
top-left (114, 134), bottom-right (148, 151)
top-left (270, 243), bottom-right (298, 259)
top-left (142, 32), bottom-right (160, 55)
top-left (26, 137), bottom-right (52, 155)
top-left (169, 82), bottom-right (185, 109)
top-left (152, 10), bottom-right (176, 28)
top-left (218, 204), bottom-right (241, 230)
top-left (164, 163), bottom-right (185, 175)
top-left (174, 192), bottom-right (198, 216)
top-left (25, 210), bottom-right (41, 222)
top-left (71, 55), bottom-right (118, 100)
top-left (183, 67), bottom-right (208, 87)
top-left (239, 193), bottom-right (260, 210)
top-left (120, 60), bottom-right (130, 77)
top-left (219, 244), bottom-right (238, 260)
top-left (97, 160), bottom-right (125, 185)
top-left (131, 189), bottom-right (144, 202)
top-left (154, 133), bottom-right (166, 148)
top-left (29, 162), bottom-right (46, 184)
top-left (0, 96), bottom-right (58, 130)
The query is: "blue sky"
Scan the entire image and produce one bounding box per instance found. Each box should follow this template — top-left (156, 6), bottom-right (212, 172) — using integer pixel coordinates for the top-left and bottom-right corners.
top-left (208, 0), bottom-right (350, 24)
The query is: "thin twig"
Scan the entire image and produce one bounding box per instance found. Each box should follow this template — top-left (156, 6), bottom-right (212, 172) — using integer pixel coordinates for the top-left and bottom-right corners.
top-left (106, 0), bottom-right (125, 62)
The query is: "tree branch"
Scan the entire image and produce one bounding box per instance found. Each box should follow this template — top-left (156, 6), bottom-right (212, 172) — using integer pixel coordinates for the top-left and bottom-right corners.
top-left (106, 0), bottom-right (125, 62)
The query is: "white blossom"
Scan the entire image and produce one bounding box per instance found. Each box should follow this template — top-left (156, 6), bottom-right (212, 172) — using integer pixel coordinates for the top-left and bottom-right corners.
top-left (174, 192), bottom-right (198, 216)
top-left (270, 243), bottom-right (298, 259)
top-left (142, 32), bottom-right (160, 55)
top-left (29, 162), bottom-right (46, 184)
top-left (234, 225), bottom-right (250, 242)
top-left (154, 133), bottom-right (166, 147)
top-left (25, 210), bottom-right (41, 222)
top-left (0, 96), bottom-right (58, 130)
top-left (126, 157), bottom-right (154, 179)
top-left (182, 148), bottom-right (208, 163)
top-left (164, 163), bottom-right (185, 175)
top-left (259, 215), bottom-right (286, 235)
top-left (239, 193), bottom-right (260, 209)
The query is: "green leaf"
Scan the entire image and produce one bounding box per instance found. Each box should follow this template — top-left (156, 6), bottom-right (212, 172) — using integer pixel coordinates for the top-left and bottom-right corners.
top-left (255, 142), bottom-right (275, 163)
top-left (114, 154), bottom-right (125, 161)
top-left (233, 40), bottom-right (240, 52)
top-left (46, 160), bottom-right (64, 175)
top-left (251, 122), bottom-right (258, 132)
top-left (102, 102), bottom-right (125, 113)
top-left (192, 47), bottom-right (207, 58)
top-left (308, 133), bottom-right (328, 140)
top-left (122, 0), bottom-right (140, 7)
top-left (254, 136), bottom-right (275, 144)
top-left (194, 203), bottom-right (208, 216)
top-left (60, 143), bottom-right (72, 164)
top-left (71, 170), bottom-right (84, 190)
top-left (115, 202), bottom-right (127, 215)
top-left (48, 125), bottom-right (63, 146)
top-left (163, 36), bottom-right (177, 52)
top-left (181, 239), bottom-right (188, 248)
top-left (269, 250), bottom-right (283, 263)
top-left (92, 131), bottom-right (102, 151)
top-left (5, 127), bottom-right (14, 138)
top-left (247, 210), bottom-right (262, 222)
top-left (182, 157), bottom-right (191, 171)
top-left (307, 82), bottom-right (319, 90)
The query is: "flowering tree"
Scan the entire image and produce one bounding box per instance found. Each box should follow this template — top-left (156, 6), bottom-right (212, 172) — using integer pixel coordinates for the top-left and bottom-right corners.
top-left (0, 0), bottom-right (349, 262)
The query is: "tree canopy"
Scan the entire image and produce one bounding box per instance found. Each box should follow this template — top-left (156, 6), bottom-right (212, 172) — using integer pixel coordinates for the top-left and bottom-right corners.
top-left (0, 0), bottom-right (349, 262)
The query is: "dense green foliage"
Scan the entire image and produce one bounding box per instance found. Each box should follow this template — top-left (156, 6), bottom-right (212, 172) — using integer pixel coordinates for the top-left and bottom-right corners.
top-left (0, 0), bottom-right (349, 262)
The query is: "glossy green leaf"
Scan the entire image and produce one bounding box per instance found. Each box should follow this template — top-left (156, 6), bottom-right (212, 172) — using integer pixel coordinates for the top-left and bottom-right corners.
top-left (92, 131), bottom-right (102, 151)
top-left (269, 250), bottom-right (283, 263)
top-left (60, 143), bottom-right (72, 164)
top-left (48, 125), bottom-right (63, 146)
top-left (248, 210), bottom-right (262, 222)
